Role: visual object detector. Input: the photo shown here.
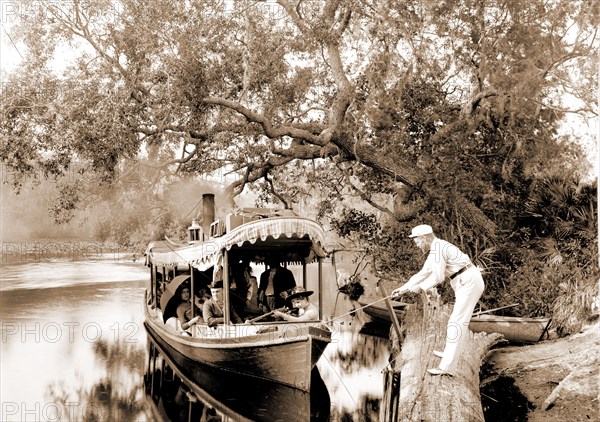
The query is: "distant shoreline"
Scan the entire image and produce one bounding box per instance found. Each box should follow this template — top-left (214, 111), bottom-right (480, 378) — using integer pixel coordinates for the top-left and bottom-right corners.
top-left (1, 238), bottom-right (144, 264)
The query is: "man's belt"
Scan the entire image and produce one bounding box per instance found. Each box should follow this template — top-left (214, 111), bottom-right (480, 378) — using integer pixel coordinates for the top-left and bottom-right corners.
top-left (449, 263), bottom-right (474, 280)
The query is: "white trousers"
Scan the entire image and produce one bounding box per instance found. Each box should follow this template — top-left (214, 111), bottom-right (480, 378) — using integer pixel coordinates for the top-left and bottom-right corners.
top-left (438, 266), bottom-right (485, 374)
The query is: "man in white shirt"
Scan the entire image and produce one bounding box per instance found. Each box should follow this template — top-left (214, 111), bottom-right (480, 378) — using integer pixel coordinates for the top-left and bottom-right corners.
top-left (392, 224), bottom-right (485, 376)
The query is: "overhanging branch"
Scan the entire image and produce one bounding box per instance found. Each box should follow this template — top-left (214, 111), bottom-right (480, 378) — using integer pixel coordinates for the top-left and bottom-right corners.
top-left (337, 162), bottom-right (401, 222)
top-left (202, 97), bottom-right (327, 145)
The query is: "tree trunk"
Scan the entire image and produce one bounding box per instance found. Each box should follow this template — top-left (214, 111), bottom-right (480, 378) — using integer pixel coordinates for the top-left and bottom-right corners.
top-left (381, 293), bottom-right (504, 421)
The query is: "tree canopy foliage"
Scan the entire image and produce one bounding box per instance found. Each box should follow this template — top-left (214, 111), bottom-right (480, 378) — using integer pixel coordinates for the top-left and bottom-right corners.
top-left (1, 0), bottom-right (598, 328)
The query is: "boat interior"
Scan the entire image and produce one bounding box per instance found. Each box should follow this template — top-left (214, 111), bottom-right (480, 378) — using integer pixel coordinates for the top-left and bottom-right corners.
top-left (145, 205), bottom-right (329, 338)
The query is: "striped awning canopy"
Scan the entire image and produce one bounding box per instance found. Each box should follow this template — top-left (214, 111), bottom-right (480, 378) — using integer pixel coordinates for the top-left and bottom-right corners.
top-left (146, 217), bottom-right (327, 271)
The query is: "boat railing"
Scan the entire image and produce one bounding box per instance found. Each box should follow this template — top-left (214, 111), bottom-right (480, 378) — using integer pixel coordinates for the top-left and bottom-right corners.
top-left (187, 321), bottom-right (323, 342)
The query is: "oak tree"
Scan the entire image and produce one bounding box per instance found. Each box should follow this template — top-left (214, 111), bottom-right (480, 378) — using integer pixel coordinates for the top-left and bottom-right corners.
top-left (1, 0), bottom-right (598, 294)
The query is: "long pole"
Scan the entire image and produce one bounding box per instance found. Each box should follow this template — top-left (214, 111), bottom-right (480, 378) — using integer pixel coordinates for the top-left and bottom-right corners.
top-left (190, 267), bottom-right (195, 320)
top-left (246, 306), bottom-right (292, 324)
top-left (318, 257), bottom-right (323, 319)
top-left (247, 309), bottom-right (277, 324)
top-left (327, 294), bottom-right (401, 323)
top-left (378, 283), bottom-right (404, 342)
top-left (223, 251), bottom-right (230, 325)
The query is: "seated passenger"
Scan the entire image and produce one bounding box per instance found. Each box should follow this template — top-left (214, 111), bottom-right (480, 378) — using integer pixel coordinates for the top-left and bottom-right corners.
top-left (176, 285), bottom-right (203, 331)
top-left (273, 287), bottom-right (319, 322)
top-left (203, 280), bottom-right (243, 328)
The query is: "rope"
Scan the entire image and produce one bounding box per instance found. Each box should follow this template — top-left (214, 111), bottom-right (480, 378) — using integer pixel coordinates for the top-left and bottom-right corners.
top-left (326, 294), bottom-right (401, 324)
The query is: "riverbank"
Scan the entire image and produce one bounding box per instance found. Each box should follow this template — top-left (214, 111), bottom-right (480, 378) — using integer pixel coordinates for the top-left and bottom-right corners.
top-left (1, 238), bottom-right (143, 264)
top-left (482, 322), bottom-right (599, 421)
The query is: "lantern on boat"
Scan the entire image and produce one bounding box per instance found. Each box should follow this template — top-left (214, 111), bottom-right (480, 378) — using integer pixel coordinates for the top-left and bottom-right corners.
top-left (188, 219), bottom-right (202, 243)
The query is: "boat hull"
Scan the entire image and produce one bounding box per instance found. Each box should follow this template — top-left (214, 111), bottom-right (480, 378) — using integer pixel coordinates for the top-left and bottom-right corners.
top-left (145, 327), bottom-right (319, 421)
top-left (144, 305), bottom-right (331, 391)
top-left (359, 301), bottom-right (406, 324)
top-left (469, 315), bottom-right (552, 342)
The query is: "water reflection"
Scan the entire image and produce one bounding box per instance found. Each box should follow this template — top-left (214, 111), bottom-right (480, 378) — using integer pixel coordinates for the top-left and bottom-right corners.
top-left (318, 322), bottom-right (391, 421)
top-left (359, 321), bottom-right (394, 339)
top-left (1, 259), bottom-right (392, 421)
top-left (0, 261), bottom-right (150, 422)
top-left (45, 340), bottom-right (148, 421)
top-left (144, 330), bottom-right (330, 421)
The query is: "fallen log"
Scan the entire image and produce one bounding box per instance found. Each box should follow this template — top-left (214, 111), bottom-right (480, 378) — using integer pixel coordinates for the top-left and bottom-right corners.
top-left (381, 293), bottom-right (504, 421)
top-left (486, 323), bottom-right (599, 420)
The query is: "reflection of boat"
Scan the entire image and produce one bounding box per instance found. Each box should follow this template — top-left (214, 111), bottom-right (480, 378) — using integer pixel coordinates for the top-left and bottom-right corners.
top-left (144, 195), bottom-right (332, 392)
top-left (359, 321), bottom-right (394, 339)
top-left (469, 315), bottom-right (552, 342)
top-left (145, 333), bottom-right (250, 421)
top-left (358, 299), bottom-right (408, 324)
top-left (145, 329), bottom-right (330, 421)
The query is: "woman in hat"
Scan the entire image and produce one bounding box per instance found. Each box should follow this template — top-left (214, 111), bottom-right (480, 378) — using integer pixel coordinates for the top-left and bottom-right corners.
top-left (391, 224), bottom-right (485, 376)
top-left (273, 287), bottom-right (319, 322)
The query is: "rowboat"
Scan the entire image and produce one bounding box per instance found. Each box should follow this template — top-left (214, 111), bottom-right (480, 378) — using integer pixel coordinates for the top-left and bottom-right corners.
top-left (144, 194), bottom-right (332, 392)
top-left (469, 315), bottom-right (552, 343)
top-left (358, 299), bottom-right (408, 324)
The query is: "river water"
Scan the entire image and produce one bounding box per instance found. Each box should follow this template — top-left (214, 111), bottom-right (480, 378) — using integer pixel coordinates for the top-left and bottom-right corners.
top-left (0, 248), bottom-right (391, 421)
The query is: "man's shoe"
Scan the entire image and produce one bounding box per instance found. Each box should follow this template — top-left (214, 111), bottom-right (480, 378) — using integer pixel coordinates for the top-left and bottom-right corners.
top-left (433, 350), bottom-right (444, 358)
top-left (427, 367), bottom-right (452, 376)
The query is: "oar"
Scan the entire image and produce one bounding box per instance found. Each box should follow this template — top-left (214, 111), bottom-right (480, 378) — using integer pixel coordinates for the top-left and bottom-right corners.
top-left (472, 303), bottom-right (520, 317)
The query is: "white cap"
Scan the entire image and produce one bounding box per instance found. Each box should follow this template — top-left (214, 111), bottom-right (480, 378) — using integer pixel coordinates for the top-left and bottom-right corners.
top-left (409, 224), bottom-right (433, 238)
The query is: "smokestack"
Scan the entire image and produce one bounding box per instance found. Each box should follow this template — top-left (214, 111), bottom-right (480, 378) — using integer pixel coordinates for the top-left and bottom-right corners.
top-left (202, 193), bottom-right (215, 240)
